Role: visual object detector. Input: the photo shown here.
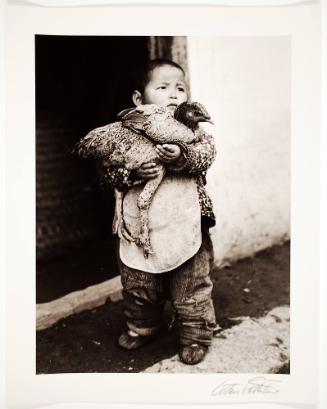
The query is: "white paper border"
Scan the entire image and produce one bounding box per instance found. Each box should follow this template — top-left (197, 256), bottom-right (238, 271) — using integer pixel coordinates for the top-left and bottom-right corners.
top-left (4, 1), bottom-right (322, 408)
top-left (319, 1), bottom-right (327, 409)
top-left (8, 0), bottom-right (319, 8)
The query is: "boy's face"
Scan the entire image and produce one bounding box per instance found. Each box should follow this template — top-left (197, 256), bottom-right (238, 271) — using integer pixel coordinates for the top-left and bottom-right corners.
top-left (136, 65), bottom-right (188, 111)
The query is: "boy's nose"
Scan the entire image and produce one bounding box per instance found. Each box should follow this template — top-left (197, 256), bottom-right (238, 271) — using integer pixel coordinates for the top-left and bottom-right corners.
top-left (169, 89), bottom-right (177, 98)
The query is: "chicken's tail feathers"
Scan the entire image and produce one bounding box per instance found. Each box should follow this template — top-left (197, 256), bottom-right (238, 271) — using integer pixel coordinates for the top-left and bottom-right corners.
top-left (70, 142), bottom-right (82, 157)
top-left (73, 129), bottom-right (113, 159)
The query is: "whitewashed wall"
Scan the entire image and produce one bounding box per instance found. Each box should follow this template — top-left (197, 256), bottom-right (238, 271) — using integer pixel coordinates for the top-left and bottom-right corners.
top-left (187, 37), bottom-right (290, 266)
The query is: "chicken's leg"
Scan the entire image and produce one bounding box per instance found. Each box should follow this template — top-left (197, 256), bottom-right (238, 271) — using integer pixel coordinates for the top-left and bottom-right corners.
top-left (136, 165), bottom-right (165, 257)
top-left (112, 189), bottom-right (134, 242)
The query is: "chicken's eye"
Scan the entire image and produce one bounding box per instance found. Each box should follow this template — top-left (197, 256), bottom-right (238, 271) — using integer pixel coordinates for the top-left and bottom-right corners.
top-left (194, 110), bottom-right (202, 116)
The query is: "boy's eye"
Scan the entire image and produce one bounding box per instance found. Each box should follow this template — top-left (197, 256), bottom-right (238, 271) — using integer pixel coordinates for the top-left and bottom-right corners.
top-left (157, 86), bottom-right (166, 90)
top-left (178, 87), bottom-right (185, 92)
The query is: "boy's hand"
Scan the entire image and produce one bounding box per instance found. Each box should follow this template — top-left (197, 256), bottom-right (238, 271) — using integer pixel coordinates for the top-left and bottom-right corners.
top-left (155, 144), bottom-right (181, 163)
top-left (135, 161), bottom-right (161, 180)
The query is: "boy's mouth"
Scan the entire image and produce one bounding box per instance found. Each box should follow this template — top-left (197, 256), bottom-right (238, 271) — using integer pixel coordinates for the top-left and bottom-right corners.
top-left (167, 103), bottom-right (178, 110)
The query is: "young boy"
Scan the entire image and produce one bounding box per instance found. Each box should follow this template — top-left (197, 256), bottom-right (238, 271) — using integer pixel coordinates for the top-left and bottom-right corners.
top-left (101, 58), bottom-right (217, 365)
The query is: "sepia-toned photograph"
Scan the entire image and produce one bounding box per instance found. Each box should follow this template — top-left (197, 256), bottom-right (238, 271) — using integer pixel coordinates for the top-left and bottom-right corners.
top-left (35, 35), bottom-right (290, 375)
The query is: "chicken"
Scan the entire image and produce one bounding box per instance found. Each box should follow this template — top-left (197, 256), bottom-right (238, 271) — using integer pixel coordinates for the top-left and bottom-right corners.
top-left (75, 102), bottom-right (213, 257)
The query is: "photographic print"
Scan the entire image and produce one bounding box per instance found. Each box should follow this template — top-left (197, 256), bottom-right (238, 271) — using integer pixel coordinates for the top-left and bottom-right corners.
top-left (35, 35), bottom-right (290, 375)
top-left (5, 2), bottom-right (321, 407)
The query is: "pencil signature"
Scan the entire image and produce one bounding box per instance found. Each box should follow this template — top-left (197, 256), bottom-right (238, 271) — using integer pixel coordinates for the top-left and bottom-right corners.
top-left (211, 376), bottom-right (282, 396)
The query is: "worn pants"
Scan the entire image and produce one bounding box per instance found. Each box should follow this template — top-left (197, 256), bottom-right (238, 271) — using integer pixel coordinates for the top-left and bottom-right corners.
top-left (118, 228), bottom-right (217, 346)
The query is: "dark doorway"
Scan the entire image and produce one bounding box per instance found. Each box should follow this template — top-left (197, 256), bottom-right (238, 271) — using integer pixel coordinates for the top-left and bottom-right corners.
top-left (36, 36), bottom-right (149, 303)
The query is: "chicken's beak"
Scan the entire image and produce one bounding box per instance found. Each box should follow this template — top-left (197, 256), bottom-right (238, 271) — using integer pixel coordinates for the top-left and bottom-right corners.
top-left (204, 117), bottom-right (214, 125)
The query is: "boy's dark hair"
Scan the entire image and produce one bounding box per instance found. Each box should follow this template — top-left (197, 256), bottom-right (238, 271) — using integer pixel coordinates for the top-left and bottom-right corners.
top-left (133, 58), bottom-right (185, 93)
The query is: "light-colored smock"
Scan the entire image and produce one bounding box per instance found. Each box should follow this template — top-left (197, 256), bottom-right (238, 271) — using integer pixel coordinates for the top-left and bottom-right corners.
top-left (119, 174), bottom-right (202, 273)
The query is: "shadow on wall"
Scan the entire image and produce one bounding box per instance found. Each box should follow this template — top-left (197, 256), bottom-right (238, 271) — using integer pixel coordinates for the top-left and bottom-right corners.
top-left (35, 36), bottom-right (150, 303)
top-left (35, 36), bottom-right (149, 263)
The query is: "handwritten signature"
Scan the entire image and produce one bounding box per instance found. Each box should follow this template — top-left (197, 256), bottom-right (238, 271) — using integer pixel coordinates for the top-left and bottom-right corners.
top-left (211, 376), bottom-right (282, 396)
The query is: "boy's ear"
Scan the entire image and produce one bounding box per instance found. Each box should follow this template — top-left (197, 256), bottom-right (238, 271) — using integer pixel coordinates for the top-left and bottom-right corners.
top-left (132, 90), bottom-right (142, 106)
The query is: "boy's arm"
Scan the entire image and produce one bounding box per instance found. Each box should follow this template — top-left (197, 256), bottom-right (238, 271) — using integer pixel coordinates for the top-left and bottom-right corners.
top-left (168, 127), bottom-right (216, 174)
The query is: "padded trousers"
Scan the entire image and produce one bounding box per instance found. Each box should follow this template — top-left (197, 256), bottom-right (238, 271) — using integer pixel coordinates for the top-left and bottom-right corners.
top-left (118, 228), bottom-right (217, 346)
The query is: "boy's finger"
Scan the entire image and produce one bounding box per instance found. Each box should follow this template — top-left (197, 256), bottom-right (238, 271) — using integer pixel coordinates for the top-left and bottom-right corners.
top-left (156, 145), bottom-right (170, 154)
top-left (155, 146), bottom-right (165, 154)
top-left (156, 150), bottom-right (168, 159)
top-left (162, 144), bottom-right (176, 153)
top-left (142, 171), bottom-right (160, 179)
top-left (141, 162), bottom-right (156, 169)
top-left (156, 147), bottom-right (172, 158)
top-left (142, 167), bottom-right (160, 175)
top-left (158, 153), bottom-right (174, 161)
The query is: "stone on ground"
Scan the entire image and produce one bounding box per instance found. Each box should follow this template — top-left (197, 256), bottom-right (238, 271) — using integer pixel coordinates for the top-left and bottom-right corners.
top-left (144, 306), bottom-right (289, 373)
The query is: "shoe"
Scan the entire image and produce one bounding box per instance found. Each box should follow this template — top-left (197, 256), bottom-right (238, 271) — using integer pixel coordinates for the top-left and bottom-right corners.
top-left (179, 343), bottom-right (208, 365)
top-left (118, 330), bottom-right (154, 350)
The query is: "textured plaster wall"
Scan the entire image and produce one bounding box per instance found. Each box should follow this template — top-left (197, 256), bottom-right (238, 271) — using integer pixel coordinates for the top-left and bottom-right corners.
top-left (187, 37), bottom-right (290, 266)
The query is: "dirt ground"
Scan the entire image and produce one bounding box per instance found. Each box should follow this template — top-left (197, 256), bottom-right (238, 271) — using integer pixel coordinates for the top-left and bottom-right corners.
top-left (36, 241), bottom-right (290, 374)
